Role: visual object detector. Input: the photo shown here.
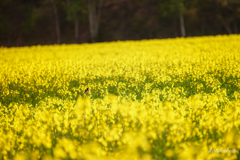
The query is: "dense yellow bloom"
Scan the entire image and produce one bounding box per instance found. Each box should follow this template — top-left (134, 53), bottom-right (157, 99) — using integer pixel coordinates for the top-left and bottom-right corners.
top-left (1, 35), bottom-right (240, 159)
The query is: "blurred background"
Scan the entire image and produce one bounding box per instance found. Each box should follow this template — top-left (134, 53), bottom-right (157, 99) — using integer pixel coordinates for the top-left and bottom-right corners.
top-left (0, 0), bottom-right (239, 47)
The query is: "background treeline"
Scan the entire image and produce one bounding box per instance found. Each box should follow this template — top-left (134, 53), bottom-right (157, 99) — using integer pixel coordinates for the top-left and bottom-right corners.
top-left (0, 0), bottom-right (240, 47)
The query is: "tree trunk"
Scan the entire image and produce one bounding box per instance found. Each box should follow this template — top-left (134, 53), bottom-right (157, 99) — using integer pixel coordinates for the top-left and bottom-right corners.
top-left (74, 15), bottom-right (79, 42)
top-left (52, 2), bottom-right (61, 44)
top-left (16, 31), bottom-right (25, 46)
top-left (88, 0), bottom-right (98, 42)
top-left (66, 0), bottom-right (79, 42)
top-left (219, 16), bottom-right (232, 34)
top-left (173, 19), bottom-right (178, 37)
top-left (233, 18), bottom-right (238, 34)
top-left (88, 0), bottom-right (103, 42)
top-left (201, 17), bottom-right (205, 35)
top-left (179, 2), bottom-right (186, 37)
top-left (179, 13), bottom-right (186, 37)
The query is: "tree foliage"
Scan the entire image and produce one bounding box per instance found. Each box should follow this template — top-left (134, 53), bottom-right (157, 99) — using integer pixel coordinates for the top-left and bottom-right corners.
top-left (0, 0), bottom-right (240, 46)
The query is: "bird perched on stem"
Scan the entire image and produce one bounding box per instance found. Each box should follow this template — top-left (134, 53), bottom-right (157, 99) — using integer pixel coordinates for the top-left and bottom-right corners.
top-left (84, 88), bottom-right (90, 94)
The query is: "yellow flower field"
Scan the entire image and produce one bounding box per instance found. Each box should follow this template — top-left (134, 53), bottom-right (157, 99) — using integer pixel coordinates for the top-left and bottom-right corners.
top-left (1, 35), bottom-right (240, 160)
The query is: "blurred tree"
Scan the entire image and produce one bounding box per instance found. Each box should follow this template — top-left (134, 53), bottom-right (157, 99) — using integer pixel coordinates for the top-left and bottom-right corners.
top-left (42, 0), bottom-right (61, 44)
top-left (1, 0), bottom-right (240, 46)
top-left (65, 0), bottom-right (86, 42)
top-left (88, 0), bottom-right (104, 42)
top-left (52, 0), bottom-right (61, 44)
top-left (216, 0), bottom-right (240, 34)
top-left (158, 0), bottom-right (189, 37)
top-left (0, 0), bottom-right (39, 46)
top-left (196, 0), bottom-right (240, 35)
top-left (179, 2), bottom-right (186, 37)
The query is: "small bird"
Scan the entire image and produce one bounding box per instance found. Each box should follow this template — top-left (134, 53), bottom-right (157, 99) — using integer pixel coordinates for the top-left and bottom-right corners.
top-left (84, 88), bottom-right (90, 94)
